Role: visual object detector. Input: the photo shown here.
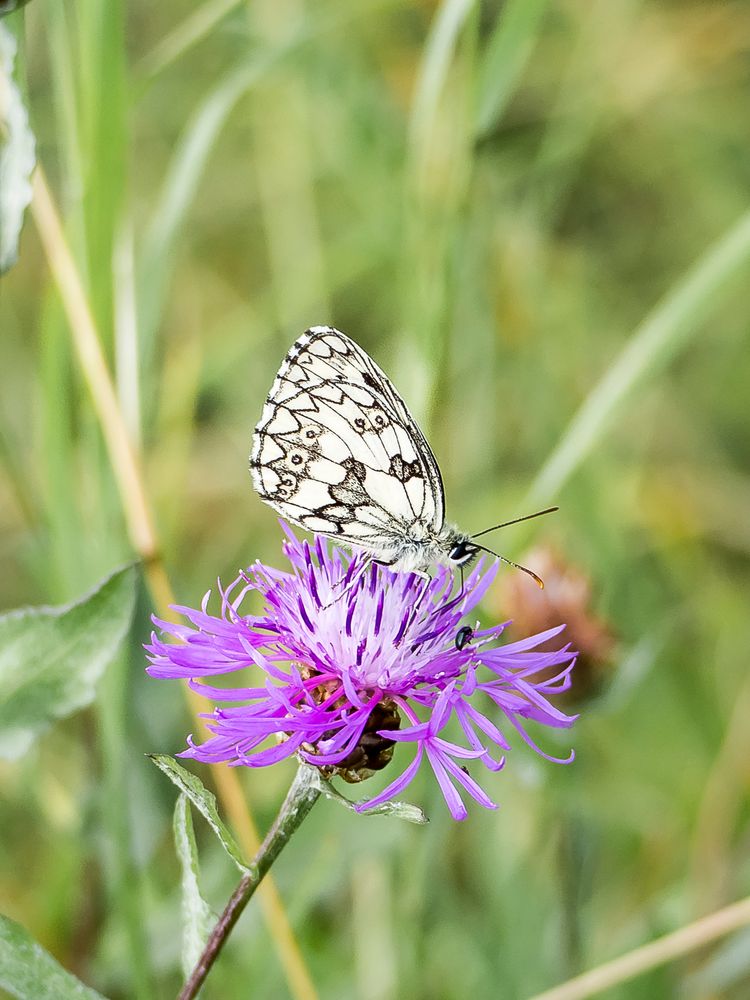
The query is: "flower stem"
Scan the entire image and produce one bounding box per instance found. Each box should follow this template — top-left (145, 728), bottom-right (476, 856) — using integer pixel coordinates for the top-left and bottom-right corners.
top-left (178, 765), bottom-right (321, 1000)
top-left (527, 893), bottom-right (750, 1000)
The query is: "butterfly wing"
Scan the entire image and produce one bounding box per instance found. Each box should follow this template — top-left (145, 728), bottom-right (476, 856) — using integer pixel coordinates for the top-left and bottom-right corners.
top-left (250, 326), bottom-right (445, 557)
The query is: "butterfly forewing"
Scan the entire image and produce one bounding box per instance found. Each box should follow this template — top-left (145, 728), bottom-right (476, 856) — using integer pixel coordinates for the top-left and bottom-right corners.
top-left (251, 327), bottom-right (446, 556)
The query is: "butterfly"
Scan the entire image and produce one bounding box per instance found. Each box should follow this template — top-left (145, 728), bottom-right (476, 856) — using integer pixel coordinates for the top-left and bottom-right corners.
top-left (251, 326), bottom-right (554, 580)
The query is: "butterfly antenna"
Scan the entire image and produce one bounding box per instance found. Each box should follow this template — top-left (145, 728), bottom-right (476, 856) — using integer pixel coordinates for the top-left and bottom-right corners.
top-left (471, 506), bottom-right (558, 540)
top-left (474, 543), bottom-right (546, 589)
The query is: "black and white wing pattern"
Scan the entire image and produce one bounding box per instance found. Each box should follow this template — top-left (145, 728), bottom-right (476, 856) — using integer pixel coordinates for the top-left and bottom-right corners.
top-left (250, 326), bottom-right (446, 558)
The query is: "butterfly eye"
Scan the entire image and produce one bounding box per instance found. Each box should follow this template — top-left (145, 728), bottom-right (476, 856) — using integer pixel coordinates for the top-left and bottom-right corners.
top-left (354, 418), bottom-right (366, 432)
top-left (448, 540), bottom-right (476, 565)
top-left (302, 427), bottom-right (318, 440)
top-left (373, 414), bottom-right (386, 428)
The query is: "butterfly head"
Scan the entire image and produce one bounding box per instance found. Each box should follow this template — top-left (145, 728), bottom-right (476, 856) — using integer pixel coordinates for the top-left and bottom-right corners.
top-left (446, 533), bottom-right (480, 568)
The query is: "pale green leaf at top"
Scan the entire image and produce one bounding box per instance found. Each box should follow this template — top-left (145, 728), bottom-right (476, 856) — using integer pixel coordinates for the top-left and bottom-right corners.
top-left (525, 208), bottom-right (750, 508)
top-left (408, 0), bottom-right (475, 158)
top-left (0, 913), bottom-right (106, 999)
top-left (0, 565), bottom-right (137, 760)
top-left (138, 61), bottom-right (268, 358)
top-left (173, 794), bottom-right (216, 979)
top-left (0, 2), bottom-right (32, 19)
top-left (0, 23), bottom-right (35, 273)
top-left (136, 0), bottom-right (243, 81)
top-left (149, 754), bottom-right (250, 873)
top-left (475, 0), bottom-right (550, 136)
top-left (309, 770), bottom-right (429, 825)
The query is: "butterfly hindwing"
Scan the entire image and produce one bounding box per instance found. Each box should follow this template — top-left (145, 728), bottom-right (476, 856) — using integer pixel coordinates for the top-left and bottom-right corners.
top-left (251, 327), bottom-right (446, 555)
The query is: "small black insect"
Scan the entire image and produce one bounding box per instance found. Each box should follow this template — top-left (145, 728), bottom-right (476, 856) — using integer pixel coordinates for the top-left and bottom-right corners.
top-left (454, 625), bottom-right (474, 651)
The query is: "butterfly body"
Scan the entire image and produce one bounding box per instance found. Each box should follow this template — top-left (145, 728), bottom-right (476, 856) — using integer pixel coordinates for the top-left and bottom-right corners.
top-left (251, 326), bottom-right (479, 573)
top-left (367, 522), bottom-right (476, 574)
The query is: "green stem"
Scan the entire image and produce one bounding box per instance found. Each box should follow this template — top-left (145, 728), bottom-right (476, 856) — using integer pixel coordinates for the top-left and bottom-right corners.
top-left (177, 765), bottom-right (321, 1000)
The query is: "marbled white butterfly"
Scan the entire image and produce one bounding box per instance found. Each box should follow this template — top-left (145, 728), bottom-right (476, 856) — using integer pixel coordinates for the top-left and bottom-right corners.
top-left (251, 326), bottom-right (553, 580)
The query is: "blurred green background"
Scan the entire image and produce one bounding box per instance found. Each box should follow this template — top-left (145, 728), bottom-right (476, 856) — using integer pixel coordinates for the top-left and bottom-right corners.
top-left (2, 0), bottom-right (750, 997)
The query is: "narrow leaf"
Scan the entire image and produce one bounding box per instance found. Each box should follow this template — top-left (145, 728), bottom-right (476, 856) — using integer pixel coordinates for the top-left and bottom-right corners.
top-left (137, 0), bottom-right (244, 81)
top-left (310, 771), bottom-right (429, 825)
top-left (138, 61), bottom-right (268, 359)
top-left (475, 0), bottom-right (549, 136)
top-left (149, 754), bottom-right (249, 872)
top-left (173, 794), bottom-right (216, 979)
top-left (409, 0), bottom-right (475, 157)
top-left (0, 23), bottom-right (36, 272)
top-left (0, 565), bottom-right (136, 759)
top-left (0, 913), bottom-right (106, 999)
top-left (526, 208), bottom-right (750, 506)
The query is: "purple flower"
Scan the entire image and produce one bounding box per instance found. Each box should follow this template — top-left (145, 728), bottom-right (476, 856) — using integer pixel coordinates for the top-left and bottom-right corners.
top-left (146, 525), bottom-right (577, 821)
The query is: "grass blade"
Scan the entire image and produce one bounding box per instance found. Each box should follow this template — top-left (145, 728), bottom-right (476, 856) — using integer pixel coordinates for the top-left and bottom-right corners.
top-left (137, 60), bottom-right (271, 364)
top-left (475, 0), bottom-right (549, 136)
top-left (137, 0), bottom-right (244, 81)
top-left (526, 208), bottom-right (750, 506)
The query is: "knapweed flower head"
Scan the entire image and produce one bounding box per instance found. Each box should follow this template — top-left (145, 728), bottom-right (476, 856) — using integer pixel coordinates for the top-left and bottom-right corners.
top-left (146, 525), bottom-right (578, 821)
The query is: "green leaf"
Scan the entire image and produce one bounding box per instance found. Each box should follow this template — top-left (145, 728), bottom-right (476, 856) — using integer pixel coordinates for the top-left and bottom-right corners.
top-left (408, 0), bottom-right (475, 157)
top-left (310, 770), bottom-right (429, 825)
top-left (526, 208), bottom-right (750, 506)
top-left (475, 0), bottom-right (549, 136)
top-left (138, 61), bottom-right (267, 362)
top-left (173, 794), bottom-right (216, 979)
top-left (0, 24), bottom-right (35, 272)
top-left (136, 0), bottom-right (244, 80)
top-left (0, 2), bottom-right (33, 20)
top-left (149, 754), bottom-right (249, 872)
top-left (0, 913), bottom-right (107, 999)
top-left (0, 565), bottom-right (137, 760)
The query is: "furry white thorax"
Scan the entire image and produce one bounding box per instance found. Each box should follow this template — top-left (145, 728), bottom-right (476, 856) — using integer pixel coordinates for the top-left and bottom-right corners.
top-left (358, 523), bottom-right (478, 574)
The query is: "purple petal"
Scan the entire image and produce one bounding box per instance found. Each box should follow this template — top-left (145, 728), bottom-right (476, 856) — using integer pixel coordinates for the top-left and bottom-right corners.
top-left (354, 744), bottom-right (425, 813)
top-left (440, 754), bottom-right (498, 811)
top-left (425, 745), bottom-right (468, 821)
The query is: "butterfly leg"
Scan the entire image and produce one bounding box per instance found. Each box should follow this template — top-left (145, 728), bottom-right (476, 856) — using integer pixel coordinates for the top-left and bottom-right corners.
top-left (322, 553), bottom-right (375, 608)
top-left (372, 556), bottom-right (398, 570)
top-left (438, 564), bottom-right (466, 614)
top-left (325, 551), bottom-right (411, 609)
top-left (401, 573), bottom-right (438, 651)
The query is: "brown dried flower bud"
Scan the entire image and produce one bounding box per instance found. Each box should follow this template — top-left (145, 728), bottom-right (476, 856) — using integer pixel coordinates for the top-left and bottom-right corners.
top-left (318, 699), bottom-right (402, 785)
top-left (492, 546), bottom-right (616, 706)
